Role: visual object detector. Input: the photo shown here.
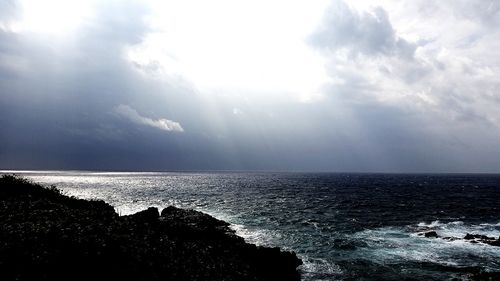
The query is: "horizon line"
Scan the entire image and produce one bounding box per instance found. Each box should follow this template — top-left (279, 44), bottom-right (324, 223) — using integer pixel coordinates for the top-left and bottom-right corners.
top-left (2, 169), bottom-right (500, 176)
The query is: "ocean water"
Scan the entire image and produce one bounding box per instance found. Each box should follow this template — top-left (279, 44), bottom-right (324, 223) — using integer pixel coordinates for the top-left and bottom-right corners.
top-left (3, 171), bottom-right (500, 280)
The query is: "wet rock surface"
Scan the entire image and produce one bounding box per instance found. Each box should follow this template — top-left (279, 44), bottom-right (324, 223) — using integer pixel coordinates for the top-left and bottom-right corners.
top-left (0, 175), bottom-right (302, 281)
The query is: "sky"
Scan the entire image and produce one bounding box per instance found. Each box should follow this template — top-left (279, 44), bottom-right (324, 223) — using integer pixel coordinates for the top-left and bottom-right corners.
top-left (1, 0), bottom-right (500, 172)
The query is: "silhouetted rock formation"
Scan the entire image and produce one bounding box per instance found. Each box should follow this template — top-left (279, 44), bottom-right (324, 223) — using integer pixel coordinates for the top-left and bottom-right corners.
top-left (0, 175), bottom-right (302, 281)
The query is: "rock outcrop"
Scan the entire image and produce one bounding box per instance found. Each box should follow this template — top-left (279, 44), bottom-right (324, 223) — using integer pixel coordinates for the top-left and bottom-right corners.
top-left (418, 230), bottom-right (499, 247)
top-left (0, 175), bottom-right (302, 281)
top-left (423, 231), bottom-right (439, 238)
top-left (463, 233), bottom-right (500, 247)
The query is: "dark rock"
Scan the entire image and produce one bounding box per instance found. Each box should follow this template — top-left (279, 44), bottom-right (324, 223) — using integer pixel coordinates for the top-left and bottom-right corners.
top-left (0, 175), bottom-right (302, 281)
top-left (424, 231), bottom-right (439, 238)
top-left (463, 233), bottom-right (500, 247)
top-left (464, 233), bottom-right (490, 240)
top-left (125, 207), bottom-right (159, 222)
top-left (464, 233), bottom-right (474, 240)
top-left (160, 205), bottom-right (229, 230)
top-left (488, 238), bottom-right (500, 247)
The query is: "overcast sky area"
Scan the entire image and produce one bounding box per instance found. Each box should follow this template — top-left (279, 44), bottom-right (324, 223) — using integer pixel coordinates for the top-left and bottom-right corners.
top-left (1, 0), bottom-right (500, 172)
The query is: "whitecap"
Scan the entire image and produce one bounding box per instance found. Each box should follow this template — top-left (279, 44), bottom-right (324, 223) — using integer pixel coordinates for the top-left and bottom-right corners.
top-left (347, 222), bottom-right (500, 271)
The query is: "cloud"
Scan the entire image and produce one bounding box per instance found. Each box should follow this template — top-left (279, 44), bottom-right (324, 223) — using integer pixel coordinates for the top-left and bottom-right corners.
top-left (0, 3), bottom-right (17, 30)
top-left (1, 0), bottom-right (500, 172)
top-left (232, 108), bottom-right (243, 115)
top-left (114, 104), bottom-right (184, 132)
top-left (310, 0), bottom-right (500, 120)
top-left (310, 0), bottom-right (416, 59)
top-left (303, 0), bottom-right (500, 172)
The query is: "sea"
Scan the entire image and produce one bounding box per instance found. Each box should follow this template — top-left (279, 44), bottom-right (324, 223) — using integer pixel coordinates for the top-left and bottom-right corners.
top-left (2, 171), bottom-right (499, 280)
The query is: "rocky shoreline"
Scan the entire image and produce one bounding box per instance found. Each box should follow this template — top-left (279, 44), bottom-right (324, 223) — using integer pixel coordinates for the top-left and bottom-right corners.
top-left (0, 175), bottom-right (302, 281)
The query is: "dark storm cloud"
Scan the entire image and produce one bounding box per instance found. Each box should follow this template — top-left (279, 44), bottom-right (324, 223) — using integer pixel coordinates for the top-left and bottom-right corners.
top-left (0, 0), bottom-right (304, 171)
top-left (0, 0), bottom-right (213, 170)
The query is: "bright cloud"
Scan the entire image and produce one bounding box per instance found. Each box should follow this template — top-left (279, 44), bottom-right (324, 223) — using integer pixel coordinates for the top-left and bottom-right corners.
top-left (4, 0), bottom-right (93, 34)
top-left (310, 1), bottom-right (416, 58)
top-left (311, 0), bottom-right (500, 128)
top-left (127, 0), bottom-right (330, 99)
top-left (114, 105), bottom-right (184, 133)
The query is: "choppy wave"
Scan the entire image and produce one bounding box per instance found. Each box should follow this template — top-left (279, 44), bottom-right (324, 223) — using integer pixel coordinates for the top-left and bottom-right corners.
top-left (414, 220), bottom-right (500, 238)
top-left (350, 221), bottom-right (500, 271)
top-left (4, 171), bottom-right (500, 280)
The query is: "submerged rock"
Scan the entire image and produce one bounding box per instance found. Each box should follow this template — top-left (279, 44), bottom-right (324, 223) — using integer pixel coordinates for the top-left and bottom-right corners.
top-left (0, 175), bottom-right (302, 281)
